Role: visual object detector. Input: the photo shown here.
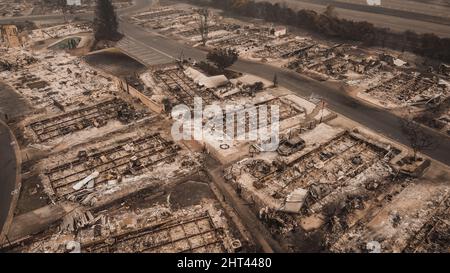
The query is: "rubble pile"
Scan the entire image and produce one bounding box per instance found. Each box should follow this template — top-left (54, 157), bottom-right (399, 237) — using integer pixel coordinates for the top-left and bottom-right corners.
top-left (1, 15), bottom-right (449, 254)
top-left (0, 48), bottom-right (115, 113)
top-left (36, 131), bottom-right (201, 207)
top-left (17, 200), bottom-right (239, 253)
top-left (222, 125), bottom-right (447, 251)
top-left (364, 72), bottom-right (448, 107)
top-left (127, 4), bottom-right (450, 137)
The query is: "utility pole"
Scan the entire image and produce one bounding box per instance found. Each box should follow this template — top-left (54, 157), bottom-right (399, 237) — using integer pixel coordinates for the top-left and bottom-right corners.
top-left (178, 50), bottom-right (185, 63)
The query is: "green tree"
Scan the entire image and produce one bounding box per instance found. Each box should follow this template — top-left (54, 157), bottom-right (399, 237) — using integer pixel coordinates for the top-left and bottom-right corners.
top-left (93, 0), bottom-right (120, 41)
top-left (206, 48), bottom-right (239, 71)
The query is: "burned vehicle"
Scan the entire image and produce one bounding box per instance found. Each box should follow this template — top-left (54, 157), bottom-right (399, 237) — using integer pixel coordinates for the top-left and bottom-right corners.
top-left (277, 136), bottom-right (306, 156)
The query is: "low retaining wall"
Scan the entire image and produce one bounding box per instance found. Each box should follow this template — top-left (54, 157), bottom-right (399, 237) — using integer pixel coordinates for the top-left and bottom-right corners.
top-left (80, 59), bottom-right (163, 114)
top-left (115, 78), bottom-right (163, 114)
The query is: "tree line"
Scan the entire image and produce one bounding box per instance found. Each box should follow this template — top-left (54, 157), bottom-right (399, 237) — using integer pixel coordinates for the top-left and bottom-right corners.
top-left (186, 0), bottom-right (450, 63)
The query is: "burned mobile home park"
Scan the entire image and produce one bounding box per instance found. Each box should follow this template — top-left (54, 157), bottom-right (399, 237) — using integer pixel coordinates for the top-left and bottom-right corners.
top-left (0, 0), bottom-right (449, 254)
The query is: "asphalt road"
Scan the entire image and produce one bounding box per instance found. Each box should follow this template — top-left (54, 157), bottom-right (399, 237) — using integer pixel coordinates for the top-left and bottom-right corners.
top-left (0, 83), bottom-right (30, 240)
top-left (118, 19), bottom-right (450, 166)
top-left (0, 82), bottom-right (31, 120)
top-left (0, 122), bottom-right (17, 238)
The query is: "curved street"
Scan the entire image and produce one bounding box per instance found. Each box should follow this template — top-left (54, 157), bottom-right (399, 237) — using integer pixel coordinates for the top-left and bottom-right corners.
top-left (0, 121), bottom-right (19, 241)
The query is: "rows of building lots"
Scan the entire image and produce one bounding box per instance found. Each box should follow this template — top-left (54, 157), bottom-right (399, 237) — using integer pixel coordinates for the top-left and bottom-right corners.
top-left (0, 0), bottom-right (35, 17)
top-left (13, 184), bottom-right (242, 253)
top-left (1, 32), bottom-right (186, 207)
top-left (10, 101), bottom-right (240, 253)
top-left (3, 39), bottom-right (315, 252)
top-left (222, 120), bottom-right (449, 252)
top-left (0, 24), bottom-right (244, 253)
top-left (127, 5), bottom-right (450, 136)
top-left (2, 18), bottom-right (449, 253)
top-left (359, 72), bottom-right (450, 135)
top-left (124, 54), bottom-right (449, 252)
top-left (127, 6), bottom-right (413, 81)
top-left (127, 6), bottom-right (301, 66)
top-left (0, 0), bottom-right (133, 17)
top-left (136, 59), bottom-right (338, 166)
top-left (0, 49), bottom-right (114, 115)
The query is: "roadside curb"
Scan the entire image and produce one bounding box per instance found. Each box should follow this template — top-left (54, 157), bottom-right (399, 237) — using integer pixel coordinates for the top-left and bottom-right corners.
top-left (0, 120), bottom-right (22, 246)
